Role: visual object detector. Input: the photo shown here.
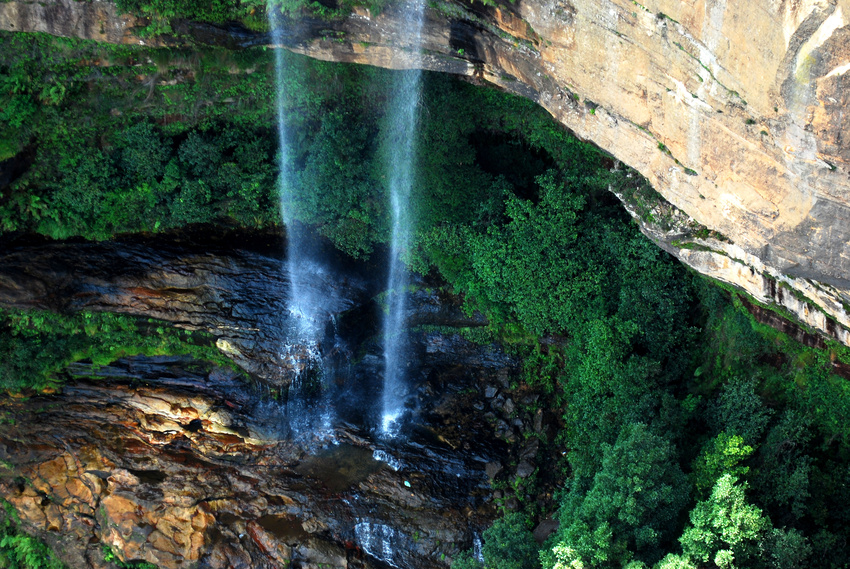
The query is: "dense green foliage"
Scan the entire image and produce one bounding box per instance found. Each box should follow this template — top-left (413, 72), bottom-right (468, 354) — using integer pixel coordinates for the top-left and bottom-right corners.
top-left (0, 308), bottom-right (236, 392)
top-left (0, 32), bottom-right (610, 257)
top-left (2, 31), bottom-right (850, 569)
top-left (112, 0), bottom-right (392, 31)
top-left (0, 501), bottom-right (64, 569)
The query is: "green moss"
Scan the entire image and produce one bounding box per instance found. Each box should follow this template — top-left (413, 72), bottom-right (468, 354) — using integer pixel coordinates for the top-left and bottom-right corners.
top-left (671, 240), bottom-right (728, 255)
top-left (0, 308), bottom-right (241, 393)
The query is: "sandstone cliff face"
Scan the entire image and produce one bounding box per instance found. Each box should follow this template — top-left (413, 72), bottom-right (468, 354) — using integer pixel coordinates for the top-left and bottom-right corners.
top-left (2, 0), bottom-right (850, 344)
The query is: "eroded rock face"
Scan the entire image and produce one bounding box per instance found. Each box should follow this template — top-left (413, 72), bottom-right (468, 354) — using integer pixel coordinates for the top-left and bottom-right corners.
top-left (0, 0), bottom-right (152, 45)
top-left (0, 231), bottom-right (374, 386)
top-left (0, 234), bottom-right (564, 569)
top-left (6, 0), bottom-right (848, 341)
top-left (0, 347), bottom-right (537, 569)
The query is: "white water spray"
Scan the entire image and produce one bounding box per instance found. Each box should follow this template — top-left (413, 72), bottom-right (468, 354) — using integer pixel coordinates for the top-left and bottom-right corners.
top-left (380, 0), bottom-right (425, 438)
top-left (355, 521), bottom-right (403, 568)
top-left (268, 4), bottom-right (336, 437)
top-left (372, 449), bottom-right (404, 471)
top-left (269, 10), bottom-right (324, 332)
top-left (473, 532), bottom-right (484, 563)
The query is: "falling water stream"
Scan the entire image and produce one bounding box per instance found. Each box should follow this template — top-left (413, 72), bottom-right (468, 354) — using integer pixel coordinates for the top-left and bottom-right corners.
top-left (380, 0), bottom-right (425, 438)
top-left (268, 6), bottom-right (338, 440)
top-left (266, 3), bottom-right (428, 562)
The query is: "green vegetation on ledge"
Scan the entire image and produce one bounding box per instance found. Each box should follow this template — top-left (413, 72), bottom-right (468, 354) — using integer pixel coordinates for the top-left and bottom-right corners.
top-left (0, 308), bottom-right (237, 393)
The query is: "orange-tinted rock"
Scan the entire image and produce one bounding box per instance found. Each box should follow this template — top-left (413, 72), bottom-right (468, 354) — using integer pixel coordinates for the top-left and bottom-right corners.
top-left (0, 349), bottom-right (513, 569)
top-left (247, 520), bottom-right (293, 565)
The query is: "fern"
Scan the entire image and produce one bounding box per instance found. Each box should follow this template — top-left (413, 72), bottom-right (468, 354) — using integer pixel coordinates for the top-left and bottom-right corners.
top-left (0, 528), bottom-right (65, 569)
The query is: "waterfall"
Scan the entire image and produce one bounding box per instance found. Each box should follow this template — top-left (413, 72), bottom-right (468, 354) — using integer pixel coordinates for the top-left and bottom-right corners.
top-left (473, 532), bottom-right (485, 563)
top-left (268, 4), bottom-right (334, 438)
top-left (269, 9), bottom-right (321, 330)
top-left (380, 0), bottom-right (425, 438)
top-left (354, 521), bottom-right (403, 568)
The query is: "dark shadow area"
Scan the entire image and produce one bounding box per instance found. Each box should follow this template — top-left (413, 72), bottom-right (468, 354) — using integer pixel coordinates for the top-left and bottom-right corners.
top-left (469, 131), bottom-right (556, 203)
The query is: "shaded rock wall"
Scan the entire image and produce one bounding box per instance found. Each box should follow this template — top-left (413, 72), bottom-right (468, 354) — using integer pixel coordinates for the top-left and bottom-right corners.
top-left (0, 233), bottom-right (373, 385)
top-left (2, 0), bottom-right (850, 343)
top-left (0, 234), bottom-right (565, 569)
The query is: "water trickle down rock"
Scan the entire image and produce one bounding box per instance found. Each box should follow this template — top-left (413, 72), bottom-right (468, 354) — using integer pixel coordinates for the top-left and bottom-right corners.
top-left (355, 521), bottom-right (404, 568)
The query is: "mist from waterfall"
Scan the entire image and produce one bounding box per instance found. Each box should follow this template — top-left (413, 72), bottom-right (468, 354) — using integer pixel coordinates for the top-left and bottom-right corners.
top-left (268, 5), bottom-right (336, 440)
top-left (380, 0), bottom-right (425, 438)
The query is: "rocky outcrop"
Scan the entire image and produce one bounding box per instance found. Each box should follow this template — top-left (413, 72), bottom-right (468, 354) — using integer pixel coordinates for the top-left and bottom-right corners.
top-left (0, 229), bottom-right (569, 569)
top-left (2, 0), bottom-right (850, 342)
top-left (611, 172), bottom-right (850, 346)
top-left (0, 334), bottom-right (552, 568)
top-left (0, 231), bottom-right (376, 385)
top-left (0, 355), bottom-right (495, 569)
top-left (0, 0), bottom-right (151, 45)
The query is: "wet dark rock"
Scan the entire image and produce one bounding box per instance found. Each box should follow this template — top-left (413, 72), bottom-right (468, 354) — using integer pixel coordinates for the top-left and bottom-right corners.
top-left (533, 409), bottom-right (544, 433)
top-left (492, 394), bottom-right (505, 410)
top-left (0, 233), bottom-right (558, 569)
top-left (485, 462), bottom-right (503, 480)
top-left (406, 286), bottom-right (488, 329)
top-left (495, 370), bottom-right (511, 390)
top-left (532, 519), bottom-right (559, 544)
top-left (0, 354), bottom-right (508, 569)
top-left (516, 461), bottom-right (535, 478)
top-left (520, 439), bottom-right (540, 462)
top-left (0, 231), bottom-right (377, 387)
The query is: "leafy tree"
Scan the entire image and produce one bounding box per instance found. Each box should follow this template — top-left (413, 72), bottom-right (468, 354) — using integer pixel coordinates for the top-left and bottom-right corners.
top-left (710, 377), bottom-right (773, 444)
top-left (544, 543), bottom-right (592, 569)
top-left (178, 131), bottom-right (222, 180)
top-left (753, 410), bottom-right (811, 521)
top-left (652, 554), bottom-right (697, 569)
top-left (481, 513), bottom-right (540, 569)
top-left (297, 107), bottom-right (382, 257)
top-left (679, 475), bottom-right (767, 567)
top-left (690, 431), bottom-right (753, 499)
top-left (451, 550), bottom-right (483, 569)
top-left (762, 528), bottom-right (811, 569)
top-left (558, 319), bottom-right (664, 480)
top-left (547, 424), bottom-right (689, 567)
top-left (118, 122), bottom-right (172, 184)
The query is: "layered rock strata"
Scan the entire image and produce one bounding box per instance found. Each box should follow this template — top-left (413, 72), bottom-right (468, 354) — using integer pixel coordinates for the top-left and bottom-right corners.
top-left (0, 232), bottom-right (571, 569)
top-left (0, 355), bottom-right (515, 569)
top-left (0, 232), bottom-right (373, 385)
